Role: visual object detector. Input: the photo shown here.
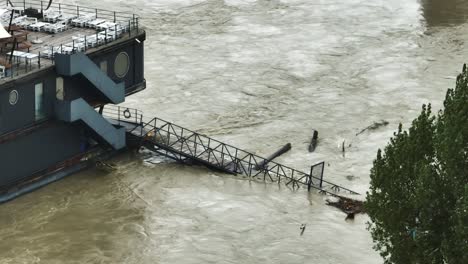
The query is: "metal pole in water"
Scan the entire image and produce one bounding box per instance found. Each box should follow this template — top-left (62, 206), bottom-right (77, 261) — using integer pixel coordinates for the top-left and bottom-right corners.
top-left (308, 166), bottom-right (313, 191)
top-left (319, 163), bottom-right (325, 188)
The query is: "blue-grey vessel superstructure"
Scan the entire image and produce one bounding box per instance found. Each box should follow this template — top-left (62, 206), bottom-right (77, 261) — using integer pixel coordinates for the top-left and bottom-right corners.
top-left (0, 0), bottom-right (145, 202)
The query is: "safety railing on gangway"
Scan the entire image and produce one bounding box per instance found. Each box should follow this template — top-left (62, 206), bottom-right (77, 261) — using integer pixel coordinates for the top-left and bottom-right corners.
top-left (103, 105), bottom-right (359, 196)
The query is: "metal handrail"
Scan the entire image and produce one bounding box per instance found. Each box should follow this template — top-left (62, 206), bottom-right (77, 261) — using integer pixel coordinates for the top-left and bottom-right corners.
top-left (146, 117), bottom-right (350, 193)
top-left (103, 105), bottom-right (359, 195)
top-left (102, 105), bottom-right (143, 126)
top-left (7, 0), bottom-right (138, 22)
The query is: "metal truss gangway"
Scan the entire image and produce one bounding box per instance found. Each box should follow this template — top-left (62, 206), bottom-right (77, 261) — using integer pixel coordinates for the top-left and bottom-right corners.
top-left (103, 106), bottom-right (359, 196)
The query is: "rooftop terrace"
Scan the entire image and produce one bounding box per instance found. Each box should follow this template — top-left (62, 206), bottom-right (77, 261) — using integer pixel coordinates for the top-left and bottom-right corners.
top-left (0, 0), bottom-right (141, 82)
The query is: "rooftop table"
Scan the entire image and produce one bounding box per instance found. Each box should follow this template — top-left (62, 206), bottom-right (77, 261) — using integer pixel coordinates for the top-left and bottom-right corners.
top-left (7, 51), bottom-right (39, 65)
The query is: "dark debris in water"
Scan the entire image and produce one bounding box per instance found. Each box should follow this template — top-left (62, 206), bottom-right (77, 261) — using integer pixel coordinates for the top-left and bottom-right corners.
top-left (326, 196), bottom-right (365, 219)
top-left (356, 120), bottom-right (389, 136)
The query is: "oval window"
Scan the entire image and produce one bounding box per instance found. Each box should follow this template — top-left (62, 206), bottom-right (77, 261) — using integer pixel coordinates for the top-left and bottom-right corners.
top-left (114, 52), bottom-right (130, 78)
top-left (9, 90), bottom-right (18, 105)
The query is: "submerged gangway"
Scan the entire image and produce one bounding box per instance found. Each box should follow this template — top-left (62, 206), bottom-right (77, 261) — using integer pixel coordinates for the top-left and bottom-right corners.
top-left (103, 106), bottom-right (359, 196)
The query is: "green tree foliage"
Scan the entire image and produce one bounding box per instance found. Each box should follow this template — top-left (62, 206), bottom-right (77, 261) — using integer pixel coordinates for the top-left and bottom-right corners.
top-left (366, 65), bottom-right (468, 264)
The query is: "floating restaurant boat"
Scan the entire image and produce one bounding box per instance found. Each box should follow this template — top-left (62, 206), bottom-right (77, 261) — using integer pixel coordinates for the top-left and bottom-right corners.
top-left (0, 0), bottom-right (145, 202)
top-left (0, 1), bottom-right (359, 204)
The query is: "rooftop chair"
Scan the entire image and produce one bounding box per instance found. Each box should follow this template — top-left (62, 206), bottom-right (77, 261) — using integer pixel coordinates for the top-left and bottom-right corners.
top-left (28, 22), bottom-right (48, 31)
top-left (51, 21), bottom-right (69, 33)
top-left (86, 18), bottom-right (106, 28)
top-left (18, 17), bottom-right (37, 28)
top-left (58, 14), bottom-right (77, 23)
top-left (71, 15), bottom-right (95, 27)
top-left (12, 15), bottom-right (27, 26)
top-left (43, 11), bottom-right (62, 23)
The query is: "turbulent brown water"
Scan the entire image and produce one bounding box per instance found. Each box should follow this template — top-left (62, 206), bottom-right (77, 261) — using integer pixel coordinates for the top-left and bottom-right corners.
top-left (2, 0), bottom-right (468, 263)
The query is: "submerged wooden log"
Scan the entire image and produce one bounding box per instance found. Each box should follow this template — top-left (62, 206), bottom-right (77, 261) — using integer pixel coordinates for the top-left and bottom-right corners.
top-left (309, 130), bottom-right (319, 152)
top-left (356, 120), bottom-right (389, 136)
top-left (255, 143), bottom-right (292, 169)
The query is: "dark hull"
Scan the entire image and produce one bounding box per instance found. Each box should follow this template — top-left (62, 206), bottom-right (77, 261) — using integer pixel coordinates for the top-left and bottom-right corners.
top-left (0, 157), bottom-right (90, 203)
top-left (0, 143), bottom-right (131, 203)
top-left (0, 33), bottom-right (146, 202)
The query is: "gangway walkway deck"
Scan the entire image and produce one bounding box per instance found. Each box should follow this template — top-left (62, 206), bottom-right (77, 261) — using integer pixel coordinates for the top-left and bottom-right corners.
top-left (103, 105), bottom-right (359, 196)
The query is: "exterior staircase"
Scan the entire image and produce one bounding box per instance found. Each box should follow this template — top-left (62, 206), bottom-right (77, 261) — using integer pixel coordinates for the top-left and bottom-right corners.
top-left (54, 52), bottom-right (126, 150)
top-left (55, 98), bottom-right (126, 150)
top-left (55, 52), bottom-right (125, 104)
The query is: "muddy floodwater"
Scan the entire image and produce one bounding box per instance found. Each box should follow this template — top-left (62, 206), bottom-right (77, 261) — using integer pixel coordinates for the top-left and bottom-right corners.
top-left (1, 0), bottom-right (468, 263)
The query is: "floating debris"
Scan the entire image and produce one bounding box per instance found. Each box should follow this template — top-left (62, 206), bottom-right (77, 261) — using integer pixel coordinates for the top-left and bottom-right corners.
top-left (326, 196), bottom-right (365, 217)
top-left (255, 143), bottom-right (292, 170)
top-left (341, 140), bottom-right (346, 157)
top-left (308, 130), bottom-right (319, 152)
top-left (143, 155), bottom-right (176, 165)
top-left (345, 213), bottom-right (355, 221)
top-left (345, 175), bottom-right (355, 181)
top-left (356, 120), bottom-right (389, 136)
top-left (300, 224), bottom-right (306, 236)
top-left (95, 161), bottom-right (117, 172)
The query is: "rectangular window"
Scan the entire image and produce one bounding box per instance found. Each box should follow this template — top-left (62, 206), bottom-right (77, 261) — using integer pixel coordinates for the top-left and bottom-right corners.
top-left (56, 77), bottom-right (64, 100)
top-left (0, 65), bottom-right (5, 78)
top-left (35, 82), bottom-right (44, 121)
top-left (100, 60), bottom-right (108, 74)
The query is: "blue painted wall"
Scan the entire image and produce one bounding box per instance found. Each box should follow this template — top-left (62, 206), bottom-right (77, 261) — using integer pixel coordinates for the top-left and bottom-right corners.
top-left (0, 69), bottom-right (56, 135)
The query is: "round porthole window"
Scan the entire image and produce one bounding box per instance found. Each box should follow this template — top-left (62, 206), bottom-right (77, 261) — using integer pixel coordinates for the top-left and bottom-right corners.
top-left (114, 52), bottom-right (130, 78)
top-left (9, 90), bottom-right (18, 105)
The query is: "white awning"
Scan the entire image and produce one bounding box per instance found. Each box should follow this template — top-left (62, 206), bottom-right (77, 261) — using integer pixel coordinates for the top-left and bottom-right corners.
top-left (0, 21), bottom-right (12, 39)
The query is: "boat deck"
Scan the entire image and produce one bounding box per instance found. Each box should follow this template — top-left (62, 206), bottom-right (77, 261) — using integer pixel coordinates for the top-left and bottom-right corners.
top-left (27, 27), bottom-right (97, 54)
top-left (0, 1), bottom-right (139, 82)
top-left (0, 27), bottom-right (97, 76)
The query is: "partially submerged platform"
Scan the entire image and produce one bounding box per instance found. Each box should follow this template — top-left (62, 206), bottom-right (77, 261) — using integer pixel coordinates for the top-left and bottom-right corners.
top-left (103, 105), bottom-right (359, 196)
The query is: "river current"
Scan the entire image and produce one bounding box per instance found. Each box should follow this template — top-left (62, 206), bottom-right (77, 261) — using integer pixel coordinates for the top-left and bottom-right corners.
top-left (1, 0), bottom-right (468, 263)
